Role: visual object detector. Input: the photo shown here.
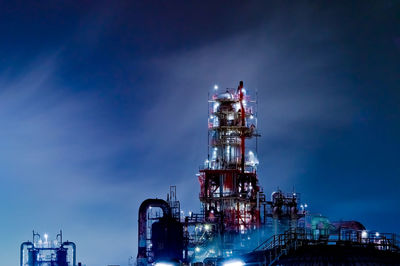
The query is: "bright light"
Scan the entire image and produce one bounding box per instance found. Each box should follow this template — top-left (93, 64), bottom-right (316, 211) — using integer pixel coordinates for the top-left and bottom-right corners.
top-left (240, 224), bottom-right (245, 234)
top-left (204, 224), bottom-right (211, 231)
top-left (214, 84), bottom-right (219, 90)
top-left (375, 232), bottom-right (380, 237)
top-left (234, 103), bottom-right (241, 111)
top-left (213, 102), bottom-right (220, 112)
top-left (155, 262), bottom-right (174, 266)
top-left (44, 233), bottom-right (48, 242)
top-left (223, 259), bottom-right (245, 266)
top-left (362, 230), bottom-right (368, 238)
top-left (304, 204), bottom-right (308, 208)
top-left (195, 247), bottom-right (200, 252)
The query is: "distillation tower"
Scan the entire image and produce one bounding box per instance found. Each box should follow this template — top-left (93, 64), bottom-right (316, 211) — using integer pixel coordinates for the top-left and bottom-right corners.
top-left (137, 81), bottom-right (306, 265)
top-left (199, 81), bottom-right (262, 233)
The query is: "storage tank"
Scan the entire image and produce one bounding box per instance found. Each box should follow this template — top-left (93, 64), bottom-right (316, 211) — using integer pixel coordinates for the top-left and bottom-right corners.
top-left (56, 248), bottom-right (68, 266)
top-left (27, 249), bottom-right (37, 265)
top-left (151, 216), bottom-right (184, 262)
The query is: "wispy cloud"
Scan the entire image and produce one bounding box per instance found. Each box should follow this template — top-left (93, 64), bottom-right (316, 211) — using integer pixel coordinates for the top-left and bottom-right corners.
top-left (0, 54), bottom-right (146, 264)
top-left (2, 2), bottom-right (398, 265)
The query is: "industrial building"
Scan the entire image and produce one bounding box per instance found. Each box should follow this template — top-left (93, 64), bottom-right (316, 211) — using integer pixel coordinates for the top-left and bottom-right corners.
top-left (20, 231), bottom-right (78, 266)
top-left (136, 81), bottom-right (400, 265)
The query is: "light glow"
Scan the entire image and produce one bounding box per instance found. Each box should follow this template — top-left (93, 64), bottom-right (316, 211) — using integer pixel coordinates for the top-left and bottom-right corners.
top-left (362, 230), bottom-right (368, 238)
top-left (223, 259), bottom-right (245, 266)
top-left (213, 102), bottom-right (220, 112)
top-left (155, 263), bottom-right (174, 266)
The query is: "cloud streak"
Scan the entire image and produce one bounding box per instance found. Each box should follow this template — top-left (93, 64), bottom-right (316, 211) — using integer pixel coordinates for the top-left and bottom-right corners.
top-left (0, 2), bottom-right (399, 265)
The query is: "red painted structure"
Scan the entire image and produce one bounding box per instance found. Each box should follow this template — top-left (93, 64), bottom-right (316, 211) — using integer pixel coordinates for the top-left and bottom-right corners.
top-left (199, 81), bottom-right (263, 233)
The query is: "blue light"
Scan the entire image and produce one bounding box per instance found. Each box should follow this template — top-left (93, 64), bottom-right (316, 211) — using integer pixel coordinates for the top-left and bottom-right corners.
top-left (223, 259), bottom-right (245, 266)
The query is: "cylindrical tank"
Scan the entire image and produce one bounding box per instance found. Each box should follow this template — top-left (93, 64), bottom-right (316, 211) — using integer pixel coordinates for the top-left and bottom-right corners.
top-left (56, 248), bottom-right (68, 266)
top-left (151, 216), bottom-right (184, 262)
top-left (27, 249), bottom-right (38, 266)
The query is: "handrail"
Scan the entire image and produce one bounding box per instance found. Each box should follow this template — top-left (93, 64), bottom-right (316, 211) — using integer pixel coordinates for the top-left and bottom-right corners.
top-left (252, 228), bottom-right (400, 265)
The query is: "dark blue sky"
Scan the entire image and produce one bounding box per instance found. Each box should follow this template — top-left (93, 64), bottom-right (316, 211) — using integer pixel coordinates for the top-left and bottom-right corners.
top-left (0, 1), bottom-right (399, 265)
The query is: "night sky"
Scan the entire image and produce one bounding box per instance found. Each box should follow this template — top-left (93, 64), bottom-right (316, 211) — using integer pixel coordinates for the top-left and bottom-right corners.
top-left (0, 1), bottom-right (399, 265)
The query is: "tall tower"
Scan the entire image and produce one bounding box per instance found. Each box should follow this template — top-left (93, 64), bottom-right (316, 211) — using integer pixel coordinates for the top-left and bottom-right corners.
top-left (198, 81), bottom-right (262, 233)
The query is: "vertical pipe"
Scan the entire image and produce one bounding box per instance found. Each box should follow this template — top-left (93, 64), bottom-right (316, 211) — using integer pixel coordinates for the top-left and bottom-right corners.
top-left (184, 217), bottom-right (189, 262)
top-left (237, 201), bottom-right (240, 231)
top-left (62, 241), bottom-right (76, 266)
top-left (57, 230), bottom-right (63, 245)
top-left (137, 199), bottom-right (171, 266)
top-left (237, 81), bottom-right (245, 173)
top-left (207, 91), bottom-right (210, 166)
top-left (255, 89), bottom-right (258, 155)
top-left (20, 242), bottom-right (34, 266)
top-left (257, 191), bottom-right (260, 226)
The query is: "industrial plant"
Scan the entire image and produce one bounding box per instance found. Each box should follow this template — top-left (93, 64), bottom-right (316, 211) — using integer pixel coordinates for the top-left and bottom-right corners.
top-left (136, 81), bottom-right (400, 265)
top-left (20, 231), bottom-right (78, 266)
top-left (18, 81), bottom-right (400, 266)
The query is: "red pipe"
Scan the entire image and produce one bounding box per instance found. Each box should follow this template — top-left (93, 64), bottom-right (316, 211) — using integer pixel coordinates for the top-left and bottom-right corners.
top-left (237, 81), bottom-right (245, 173)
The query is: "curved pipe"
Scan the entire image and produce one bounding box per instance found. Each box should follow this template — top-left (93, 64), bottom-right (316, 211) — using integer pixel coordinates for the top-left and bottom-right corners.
top-left (20, 241), bottom-right (34, 266)
top-left (62, 241), bottom-right (76, 266)
top-left (137, 199), bottom-right (171, 265)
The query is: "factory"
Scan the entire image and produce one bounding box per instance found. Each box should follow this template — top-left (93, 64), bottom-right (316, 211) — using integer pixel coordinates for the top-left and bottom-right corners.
top-left (136, 81), bottom-right (400, 265)
top-left (20, 231), bottom-right (79, 266)
top-left (18, 81), bottom-right (400, 265)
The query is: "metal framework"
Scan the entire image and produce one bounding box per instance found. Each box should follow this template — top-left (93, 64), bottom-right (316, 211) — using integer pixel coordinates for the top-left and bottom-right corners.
top-left (20, 231), bottom-right (76, 266)
top-left (199, 81), bottom-right (262, 233)
top-left (136, 81), bottom-right (400, 265)
top-left (137, 82), bottom-right (308, 264)
top-left (250, 227), bottom-right (400, 265)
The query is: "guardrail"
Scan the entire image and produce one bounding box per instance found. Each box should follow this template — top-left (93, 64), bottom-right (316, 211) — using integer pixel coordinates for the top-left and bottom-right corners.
top-left (253, 228), bottom-right (400, 265)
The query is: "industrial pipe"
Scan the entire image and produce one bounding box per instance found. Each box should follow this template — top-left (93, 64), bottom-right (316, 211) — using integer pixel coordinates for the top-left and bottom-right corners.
top-left (237, 80), bottom-right (246, 173)
top-left (20, 241), bottom-right (34, 266)
top-left (137, 199), bottom-right (171, 266)
top-left (62, 241), bottom-right (76, 266)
